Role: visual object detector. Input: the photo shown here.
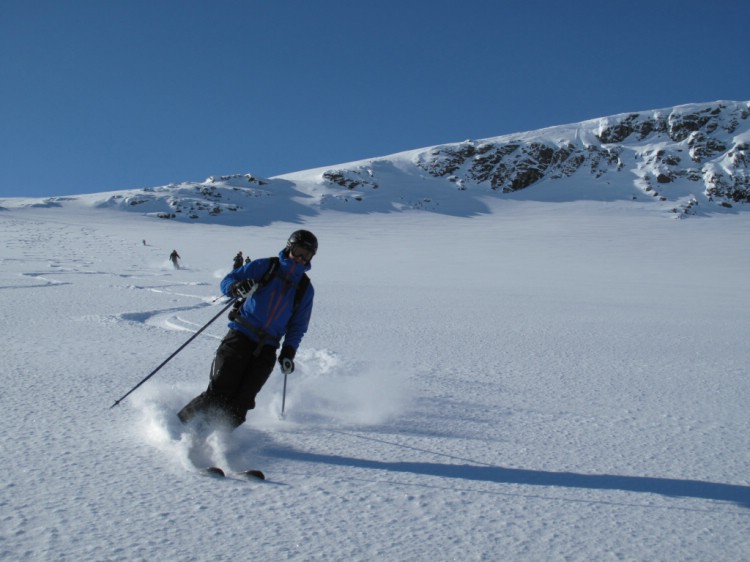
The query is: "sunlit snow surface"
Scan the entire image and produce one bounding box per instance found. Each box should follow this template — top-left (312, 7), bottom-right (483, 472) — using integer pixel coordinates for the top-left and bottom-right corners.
top-left (1, 198), bottom-right (748, 561)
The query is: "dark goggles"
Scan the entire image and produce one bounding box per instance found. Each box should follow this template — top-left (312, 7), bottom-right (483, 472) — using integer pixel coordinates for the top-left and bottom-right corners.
top-left (291, 245), bottom-right (314, 263)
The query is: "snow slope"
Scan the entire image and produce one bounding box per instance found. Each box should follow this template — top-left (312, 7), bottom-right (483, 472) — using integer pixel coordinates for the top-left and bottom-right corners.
top-left (1, 196), bottom-right (748, 561)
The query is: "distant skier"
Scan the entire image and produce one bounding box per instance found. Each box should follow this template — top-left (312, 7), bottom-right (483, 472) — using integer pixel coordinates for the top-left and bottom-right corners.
top-left (229, 251), bottom-right (249, 321)
top-left (169, 250), bottom-right (181, 269)
top-left (177, 230), bottom-right (317, 432)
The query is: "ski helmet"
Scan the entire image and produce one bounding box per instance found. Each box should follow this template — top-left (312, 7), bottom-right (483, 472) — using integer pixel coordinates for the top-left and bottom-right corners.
top-left (286, 229), bottom-right (318, 256)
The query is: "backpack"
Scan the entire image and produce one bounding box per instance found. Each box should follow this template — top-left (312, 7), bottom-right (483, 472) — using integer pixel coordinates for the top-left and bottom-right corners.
top-left (228, 257), bottom-right (310, 320)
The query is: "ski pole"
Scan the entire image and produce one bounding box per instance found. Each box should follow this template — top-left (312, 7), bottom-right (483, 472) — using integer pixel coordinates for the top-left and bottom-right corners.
top-left (110, 297), bottom-right (237, 409)
top-left (281, 370), bottom-right (289, 418)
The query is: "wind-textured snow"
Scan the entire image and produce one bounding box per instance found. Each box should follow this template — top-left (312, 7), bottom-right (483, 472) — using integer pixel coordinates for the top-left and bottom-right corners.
top-left (2, 101), bottom-right (749, 561)
top-left (1, 198), bottom-right (748, 561)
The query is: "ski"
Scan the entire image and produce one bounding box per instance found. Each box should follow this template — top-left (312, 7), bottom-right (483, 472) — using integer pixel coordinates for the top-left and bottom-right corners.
top-left (198, 467), bottom-right (266, 480)
top-left (200, 466), bottom-right (226, 478)
top-left (240, 469), bottom-right (266, 480)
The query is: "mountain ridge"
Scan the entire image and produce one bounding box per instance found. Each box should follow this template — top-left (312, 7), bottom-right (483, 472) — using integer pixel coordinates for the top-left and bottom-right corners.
top-left (3, 100), bottom-right (748, 222)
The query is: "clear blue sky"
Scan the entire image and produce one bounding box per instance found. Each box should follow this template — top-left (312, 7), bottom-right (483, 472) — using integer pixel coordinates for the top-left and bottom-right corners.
top-left (2, 0), bottom-right (748, 198)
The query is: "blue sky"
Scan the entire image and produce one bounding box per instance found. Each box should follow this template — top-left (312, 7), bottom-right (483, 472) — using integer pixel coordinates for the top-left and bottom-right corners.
top-left (2, 0), bottom-right (748, 198)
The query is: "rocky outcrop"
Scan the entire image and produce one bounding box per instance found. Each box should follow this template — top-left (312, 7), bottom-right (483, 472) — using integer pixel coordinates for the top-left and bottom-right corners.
top-left (98, 178), bottom-right (272, 220)
top-left (322, 169), bottom-right (379, 191)
top-left (414, 101), bottom-right (750, 205)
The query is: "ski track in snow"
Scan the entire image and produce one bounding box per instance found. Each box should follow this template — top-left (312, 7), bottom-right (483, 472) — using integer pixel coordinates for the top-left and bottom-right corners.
top-left (1, 206), bottom-right (749, 561)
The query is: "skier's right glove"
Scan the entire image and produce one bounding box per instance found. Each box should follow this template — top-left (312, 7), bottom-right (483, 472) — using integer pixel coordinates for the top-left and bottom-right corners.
top-left (278, 346), bottom-right (296, 375)
top-left (230, 279), bottom-right (256, 298)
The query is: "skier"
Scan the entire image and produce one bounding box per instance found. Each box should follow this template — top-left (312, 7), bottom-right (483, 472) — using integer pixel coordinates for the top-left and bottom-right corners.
top-left (177, 230), bottom-right (317, 431)
top-left (233, 251), bottom-right (244, 270)
top-left (169, 250), bottom-right (181, 269)
top-left (228, 251), bottom-right (249, 321)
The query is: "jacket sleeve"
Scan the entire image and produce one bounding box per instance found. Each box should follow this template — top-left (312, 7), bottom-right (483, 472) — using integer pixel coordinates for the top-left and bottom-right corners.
top-left (282, 283), bottom-right (314, 350)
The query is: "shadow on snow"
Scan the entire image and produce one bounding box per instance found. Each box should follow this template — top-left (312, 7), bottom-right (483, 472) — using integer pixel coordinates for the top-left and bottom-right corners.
top-left (269, 448), bottom-right (750, 509)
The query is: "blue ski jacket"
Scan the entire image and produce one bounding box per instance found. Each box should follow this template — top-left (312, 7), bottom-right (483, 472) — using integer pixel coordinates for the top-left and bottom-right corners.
top-left (221, 250), bottom-right (314, 351)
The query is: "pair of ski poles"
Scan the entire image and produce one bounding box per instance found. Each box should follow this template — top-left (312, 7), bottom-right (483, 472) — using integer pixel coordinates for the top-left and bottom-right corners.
top-left (109, 296), bottom-right (291, 417)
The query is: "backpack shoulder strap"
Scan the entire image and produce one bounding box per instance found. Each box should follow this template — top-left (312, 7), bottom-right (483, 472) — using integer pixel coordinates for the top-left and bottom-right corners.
top-left (258, 257), bottom-right (280, 287)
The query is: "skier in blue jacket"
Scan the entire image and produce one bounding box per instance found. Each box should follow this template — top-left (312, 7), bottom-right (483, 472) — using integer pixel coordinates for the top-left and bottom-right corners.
top-left (177, 230), bottom-right (317, 430)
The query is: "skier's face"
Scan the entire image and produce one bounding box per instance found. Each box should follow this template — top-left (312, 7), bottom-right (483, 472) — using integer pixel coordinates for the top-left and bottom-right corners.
top-left (289, 245), bottom-right (313, 264)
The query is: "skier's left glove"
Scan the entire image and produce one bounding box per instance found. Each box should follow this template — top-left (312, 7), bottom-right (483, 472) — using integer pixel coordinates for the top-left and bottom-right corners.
top-left (230, 279), bottom-right (256, 298)
top-left (278, 346), bottom-right (296, 375)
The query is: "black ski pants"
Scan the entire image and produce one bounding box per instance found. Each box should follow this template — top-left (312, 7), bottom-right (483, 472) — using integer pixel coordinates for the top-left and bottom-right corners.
top-left (177, 329), bottom-right (277, 430)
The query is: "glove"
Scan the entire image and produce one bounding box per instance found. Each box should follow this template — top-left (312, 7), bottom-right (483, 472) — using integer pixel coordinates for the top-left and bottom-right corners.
top-left (230, 279), bottom-right (256, 298)
top-left (278, 346), bottom-right (296, 375)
